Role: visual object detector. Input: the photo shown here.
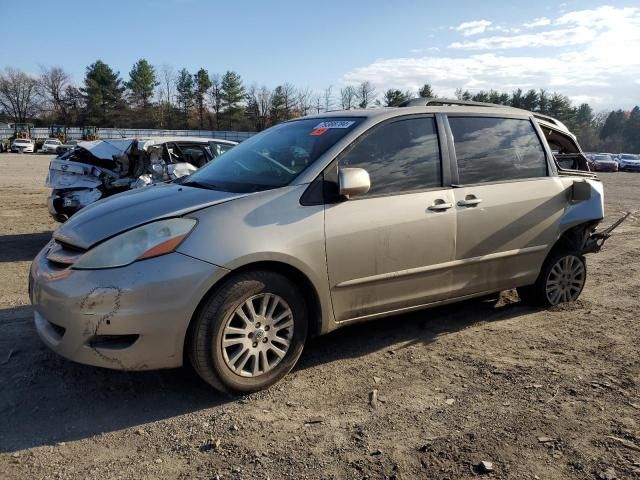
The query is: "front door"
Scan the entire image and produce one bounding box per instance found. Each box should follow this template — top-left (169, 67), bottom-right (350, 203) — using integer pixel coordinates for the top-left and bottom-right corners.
top-left (324, 116), bottom-right (457, 322)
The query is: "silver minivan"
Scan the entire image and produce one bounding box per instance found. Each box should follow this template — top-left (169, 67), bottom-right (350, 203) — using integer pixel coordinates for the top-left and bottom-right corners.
top-left (30, 99), bottom-right (611, 393)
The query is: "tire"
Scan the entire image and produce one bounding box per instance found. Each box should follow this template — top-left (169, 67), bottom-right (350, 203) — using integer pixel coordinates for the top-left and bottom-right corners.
top-left (188, 270), bottom-right (308, 394)
top-left (518, 250), bottom-right (587, 307)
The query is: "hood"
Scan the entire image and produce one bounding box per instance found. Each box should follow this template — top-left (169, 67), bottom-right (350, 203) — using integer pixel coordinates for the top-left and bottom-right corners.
top-left (54, 183), bottom-right (249, 249)
top-left (76, 139), bottom-right (134, 159)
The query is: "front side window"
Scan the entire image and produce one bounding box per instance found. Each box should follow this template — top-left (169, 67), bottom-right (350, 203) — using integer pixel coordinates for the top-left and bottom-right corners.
top-left (338, 117), bottom-right (441, 196)
top-left (449, 117), bottom-right (547, 184)
top-left (185, 117), bottom-right (362, 192)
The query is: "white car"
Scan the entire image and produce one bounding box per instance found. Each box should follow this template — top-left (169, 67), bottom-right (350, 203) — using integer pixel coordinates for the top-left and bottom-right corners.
top-left (41, 138), bottom-right (62, 154)
top-left (11, 138), bottom-right (35, 153)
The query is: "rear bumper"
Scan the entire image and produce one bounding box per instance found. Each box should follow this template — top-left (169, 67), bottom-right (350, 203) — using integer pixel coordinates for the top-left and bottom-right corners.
top-left (29, 247), bottom-right (228, 370)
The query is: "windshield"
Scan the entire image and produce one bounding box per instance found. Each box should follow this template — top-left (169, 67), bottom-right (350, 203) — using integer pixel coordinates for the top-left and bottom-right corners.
top-left (594, 155), bottom-right (612, 161)
top-left (620, 154), bottom-right (637, 160)
top-left (45, 140), bottom-right (60, 145)
top-left (184, 117), bottom-right (362, 192)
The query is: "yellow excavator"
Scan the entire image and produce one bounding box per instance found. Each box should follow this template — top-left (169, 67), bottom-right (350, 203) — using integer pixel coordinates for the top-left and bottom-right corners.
top-left (82, 126), bottom-right (98, 141)
top-left (14, 123), bottom-right (30, 139)
top-left (49, 125), bottom-right (67, 143)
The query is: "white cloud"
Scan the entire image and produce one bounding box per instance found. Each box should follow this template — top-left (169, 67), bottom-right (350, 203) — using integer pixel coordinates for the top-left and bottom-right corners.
top-left (523, 17), bottom-right (551, 28)
top-left (455, 19), bottom-right (492, 36)
top-left (342, 6), bottom-right (640, 109)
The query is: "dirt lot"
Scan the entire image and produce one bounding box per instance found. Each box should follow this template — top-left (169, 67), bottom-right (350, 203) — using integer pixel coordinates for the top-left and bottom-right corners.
top-left (0, 153), bottom-right (638, 480)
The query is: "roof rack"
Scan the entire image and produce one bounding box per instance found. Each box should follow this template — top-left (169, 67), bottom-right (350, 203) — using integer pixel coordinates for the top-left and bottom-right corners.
top-left (398, 97), bottom-right (570, 132)
top-left (399, 97), bottom-right (509, 108)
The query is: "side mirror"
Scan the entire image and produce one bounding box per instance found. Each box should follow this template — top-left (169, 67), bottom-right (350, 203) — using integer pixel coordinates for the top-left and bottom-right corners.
top-left (571, 180), bottom-right (591, 202)
top-left (339, 167), bottom-right (370, 199)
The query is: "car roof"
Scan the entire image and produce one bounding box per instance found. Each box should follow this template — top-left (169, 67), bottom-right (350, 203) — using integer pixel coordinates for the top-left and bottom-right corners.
top-left (300, 98), bottom-right (571, 134)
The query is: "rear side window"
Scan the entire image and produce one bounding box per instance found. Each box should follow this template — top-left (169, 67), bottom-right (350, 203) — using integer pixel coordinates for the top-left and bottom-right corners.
top-left (449, 117), bottom-right (547, 184)
top-left (339, 117), bottom-right (441, 196)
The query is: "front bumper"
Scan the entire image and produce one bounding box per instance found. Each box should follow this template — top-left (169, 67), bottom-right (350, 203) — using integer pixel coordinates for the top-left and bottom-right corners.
top-left (29, 246), bottom-right (228, 370)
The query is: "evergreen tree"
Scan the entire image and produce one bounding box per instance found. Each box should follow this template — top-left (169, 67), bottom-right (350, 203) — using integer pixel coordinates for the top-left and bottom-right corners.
top-left (600, 109), bottom-right (626, 140)
top-left (510, 88), bottom-right (524, 108)
top-left (193, 68), bottom-right (211, 129)
top-left (623, 106), bottom-right (640, 152)
top-left (125, 59), bottom-right (158, 108)
top-left (547, 93), bottom-right (574, 123)
top-left (81, 60), bottom-right (125, 125)
top-left (418, 83), bottom-right (436, 98)
top-left (220, 70), bottom-right (245, 129)
top-left (537, 89), bottom-right (549, 115)
top-left (522, 89), bottom-right (539, 111)
top-left (270, 85), bottom-right (286, 124)
top-left (382, 89), bottom-right (408, 107)
top-left (175, 68), bottom-right (194, 128)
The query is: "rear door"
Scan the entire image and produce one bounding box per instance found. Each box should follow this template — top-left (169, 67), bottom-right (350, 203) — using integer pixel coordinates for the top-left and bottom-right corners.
top-left (445, 115), bottom-right (567, 295)
top-left (324, 115), bottom-right (457, 322)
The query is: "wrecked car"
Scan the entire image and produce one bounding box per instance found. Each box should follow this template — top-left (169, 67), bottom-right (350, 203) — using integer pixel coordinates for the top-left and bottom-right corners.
top-left (46, 137), bottom-right (237, 221)
top-left (30, 99), bottom-right (627, 394)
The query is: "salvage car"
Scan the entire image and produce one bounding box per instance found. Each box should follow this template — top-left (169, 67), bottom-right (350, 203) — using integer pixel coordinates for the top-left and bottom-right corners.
top-left (11, 138), bottom-right (35, 153)
top-left (616, 153), bottom-right (640, 172)
top-left (590, 154), bottom-right (618, 172)
top-left (46, 137), bottom-right (237, 221)
top-left (41, 138), bottom-right (62, 154)
top-left (56, 139), bottom-right (80, 155)
top-left (30, 99), bottom-right (626, 394)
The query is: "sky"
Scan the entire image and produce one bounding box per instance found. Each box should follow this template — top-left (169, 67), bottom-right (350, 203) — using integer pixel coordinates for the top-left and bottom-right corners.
top-left (1, 0), bottom-right (638, 110)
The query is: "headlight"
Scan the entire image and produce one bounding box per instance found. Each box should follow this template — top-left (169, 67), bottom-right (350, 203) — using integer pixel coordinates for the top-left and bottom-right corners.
top-left (72, 218), bottom-right (197, 270)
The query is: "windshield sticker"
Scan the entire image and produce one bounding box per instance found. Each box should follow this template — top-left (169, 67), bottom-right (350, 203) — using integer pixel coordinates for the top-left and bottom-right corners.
top-left (310, 127), bottom-right (329, 136)
top-left (314, 121), bottom-right (355, 129)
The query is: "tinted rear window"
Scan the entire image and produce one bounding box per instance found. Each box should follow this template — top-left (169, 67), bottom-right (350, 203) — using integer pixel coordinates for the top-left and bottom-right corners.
top-left (450, 117), bottom-right (547, 184)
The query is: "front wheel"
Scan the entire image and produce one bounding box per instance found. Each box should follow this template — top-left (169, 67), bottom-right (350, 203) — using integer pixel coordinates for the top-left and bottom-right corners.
top-left (518, 251), bottom-right (587, 307)
top-left (188, 270), bottom-right (308, 394)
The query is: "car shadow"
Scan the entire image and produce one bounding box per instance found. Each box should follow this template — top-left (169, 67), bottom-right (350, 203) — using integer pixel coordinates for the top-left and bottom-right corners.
top-left (298, 293), bottom-right (526, 371)
top-left (0, 232), bottom-right (53, 263)
top-left (0, 294), bottom-right (531, 452)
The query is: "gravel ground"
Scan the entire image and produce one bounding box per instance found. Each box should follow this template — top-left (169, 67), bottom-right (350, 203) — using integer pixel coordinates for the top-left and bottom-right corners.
top-left (0, 153), bottom-right (638, 480)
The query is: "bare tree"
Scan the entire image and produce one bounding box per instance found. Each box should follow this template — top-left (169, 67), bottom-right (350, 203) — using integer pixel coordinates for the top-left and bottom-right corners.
top-left (297, 87), bottom-right (313, 117)
top-left (38, 66), bottom-right (71, 121)
top-left (323, 85), bottom-right (333, 112)
top-left (313, 94), bottom-right (322, 114)
top-left (159, 64), bottom-right (175, 105)
top-left (0, 67), bottom-right (41, 122)
top-left (356, 81), bottom-right (376, 108)
top-left (340, 85), bottom-right (357, 110)
top-left (247, 84), bottom-right (272, 131)
top-left (158, 64), bottom-right (176, 128)
top-left (281, 83), bottom-right (298, 120)
top-left (208, 73), bottom-right (223, 129)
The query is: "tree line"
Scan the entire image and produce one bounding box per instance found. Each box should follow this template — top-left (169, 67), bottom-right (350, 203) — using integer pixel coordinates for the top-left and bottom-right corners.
top-left (0, 59), bottom-right (638, 152)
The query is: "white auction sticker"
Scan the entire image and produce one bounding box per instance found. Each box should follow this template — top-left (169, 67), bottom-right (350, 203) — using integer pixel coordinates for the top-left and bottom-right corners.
top-left (314, 121), bottom-right (355, 129)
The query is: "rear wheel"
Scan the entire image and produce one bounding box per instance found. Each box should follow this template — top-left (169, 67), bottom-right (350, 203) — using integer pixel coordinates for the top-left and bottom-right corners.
top-left (188, 270), bottom-right (308, 394)
top-left (518, 251), bottom-right (586, 307)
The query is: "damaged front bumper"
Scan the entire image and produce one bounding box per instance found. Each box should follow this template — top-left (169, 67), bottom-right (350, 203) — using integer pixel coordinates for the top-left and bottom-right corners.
top-left (29, 245), bottom-right (228, 370)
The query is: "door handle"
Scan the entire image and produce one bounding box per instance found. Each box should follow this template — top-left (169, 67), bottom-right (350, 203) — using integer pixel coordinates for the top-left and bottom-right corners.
top-left (428, 200), bottom-right (453, 211)
top-left (457, 197), bottom-right (483, 207)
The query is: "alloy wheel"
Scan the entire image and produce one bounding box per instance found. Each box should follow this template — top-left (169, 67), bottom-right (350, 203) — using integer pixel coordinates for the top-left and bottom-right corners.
top-left (221, 293), bottom-right (294, 377)
top-left (545, 255), bottom-right (585, 305)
